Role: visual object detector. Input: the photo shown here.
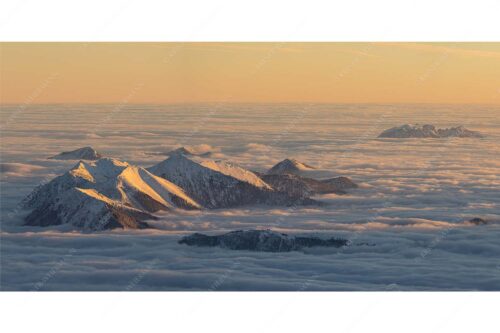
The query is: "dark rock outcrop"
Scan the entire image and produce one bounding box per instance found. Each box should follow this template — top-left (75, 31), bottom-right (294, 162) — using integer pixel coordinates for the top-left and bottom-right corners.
top-left (179, 229), bottom-right (348, 252)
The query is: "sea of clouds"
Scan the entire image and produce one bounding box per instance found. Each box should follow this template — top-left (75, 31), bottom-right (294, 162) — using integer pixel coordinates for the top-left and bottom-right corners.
top-left (1, 103), bottom-right (499, 290)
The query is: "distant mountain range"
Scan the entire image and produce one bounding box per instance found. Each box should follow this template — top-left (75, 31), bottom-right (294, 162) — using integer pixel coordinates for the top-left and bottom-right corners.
top-left (23, 148), bottom-right (358, 230)
top-left (378, 124), bottom-right (484, 138)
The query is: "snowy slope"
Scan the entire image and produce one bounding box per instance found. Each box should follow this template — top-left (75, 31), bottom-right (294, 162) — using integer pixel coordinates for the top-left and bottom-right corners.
top-left (23, 158), bottom-right (201, 230)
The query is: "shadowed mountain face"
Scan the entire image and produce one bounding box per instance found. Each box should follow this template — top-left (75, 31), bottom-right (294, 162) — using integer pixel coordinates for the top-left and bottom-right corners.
top-left (259, 157), bottom-right (358, 197)
top-left (378, 124), bottom-right (484, 138)
top-left (22, 158), bottom-right (201, 230)
top-left (179, 229), bottom-right (349, 252)
top-left (48, 146), bottom-right (103, 160)
top-left (260, 174), bottom-right (357, 197)
top-left (148, 153), bottom-right (318, 208)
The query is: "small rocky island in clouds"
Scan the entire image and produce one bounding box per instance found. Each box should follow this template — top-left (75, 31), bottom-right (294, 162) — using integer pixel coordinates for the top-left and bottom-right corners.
top-left (22, 147), bottom-right (358, 231)
top-left (378, 124), bottom-right (484, 138)
top-left (179, 229), bottom-right (349, 252)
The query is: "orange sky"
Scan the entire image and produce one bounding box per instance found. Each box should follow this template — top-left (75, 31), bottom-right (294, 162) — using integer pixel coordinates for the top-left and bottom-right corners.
top-left (1, 42), bottom-right (500, 104)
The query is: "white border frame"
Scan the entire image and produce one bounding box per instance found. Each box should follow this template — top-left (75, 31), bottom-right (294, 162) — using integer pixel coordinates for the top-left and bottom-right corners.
top-left (1, 0), bottom-right (500, 41)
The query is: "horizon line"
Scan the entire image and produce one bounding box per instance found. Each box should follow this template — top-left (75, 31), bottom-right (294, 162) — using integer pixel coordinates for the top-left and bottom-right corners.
top-left (2, 101), bottom-right (500, 106)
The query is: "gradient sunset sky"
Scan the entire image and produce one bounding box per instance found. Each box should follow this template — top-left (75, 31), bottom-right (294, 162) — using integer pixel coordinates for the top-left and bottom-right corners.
top-left (1, 43), bottom-right (500, 104)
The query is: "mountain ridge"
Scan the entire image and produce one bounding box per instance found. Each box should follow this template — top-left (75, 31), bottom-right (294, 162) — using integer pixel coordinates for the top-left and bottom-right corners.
top-left (22, 152), bottom-right (358, 231)
top-left (148, 153), bottom-right (316, 208)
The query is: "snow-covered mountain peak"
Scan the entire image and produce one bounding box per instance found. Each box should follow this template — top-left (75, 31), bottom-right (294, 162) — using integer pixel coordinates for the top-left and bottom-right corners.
top-left (148, 151), bottom-right (199, 175)
top-left (68, 158), bottom-right (130, 184)
top-left (22, 157), bottom-right (201, 230)
top-left (152, 153), bottom-right (271, 189)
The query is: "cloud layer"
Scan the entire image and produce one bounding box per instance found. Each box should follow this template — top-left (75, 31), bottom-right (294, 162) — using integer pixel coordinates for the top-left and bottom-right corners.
top-left (1, 103), bottom-right (499, 290)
